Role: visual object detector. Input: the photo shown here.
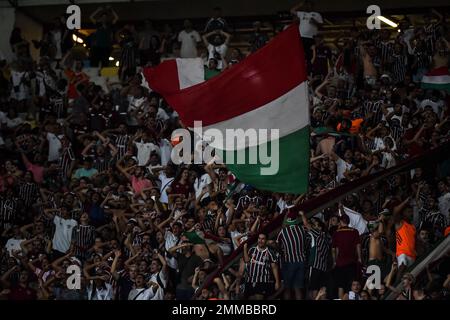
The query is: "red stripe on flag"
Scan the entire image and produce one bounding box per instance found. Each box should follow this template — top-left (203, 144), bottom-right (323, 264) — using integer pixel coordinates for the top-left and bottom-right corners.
top-left (426, 66), bottom-right (450, 77)
top-left (144, 23), bottom-right (306, 127)
top-left (143, 59), bottom-right (180, 94)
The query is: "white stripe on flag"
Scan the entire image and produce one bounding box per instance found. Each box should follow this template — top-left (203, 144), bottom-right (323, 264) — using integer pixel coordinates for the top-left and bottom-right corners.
top-left (176, 58), bottom-right (205, 89)
top-left (195, 81), bottom-right (309, 150)
top-left (422, 75), bottom-right (450, 84)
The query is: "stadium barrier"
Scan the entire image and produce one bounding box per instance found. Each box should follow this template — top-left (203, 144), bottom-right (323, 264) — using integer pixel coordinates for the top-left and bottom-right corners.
top-left (195, 141), bottom-right (450, 298)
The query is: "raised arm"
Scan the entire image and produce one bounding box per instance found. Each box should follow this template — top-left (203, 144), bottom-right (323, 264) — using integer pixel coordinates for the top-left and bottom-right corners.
top-left (393, 196), bottom-right (411, 223)
top-left (431, 8), bottom-right (444, 23)
top-left (115, 155), bottom-right (132, 181)
top-left (89, 6), bottom-right (103, 25)
top-left (314, 71), bottom-right (333, 99)
top-left (81, 141), bottom-right (95, 157)
top-left (299, 210), bottom-right (311, 229)
top-left (243, 242), bottom-right (250, 263)
top-left (202, 31), bottom-right (215, 48)
top-left (109, 6), bottom-right (119, 25)
top-left (220, 30), bottom-right (232, 46)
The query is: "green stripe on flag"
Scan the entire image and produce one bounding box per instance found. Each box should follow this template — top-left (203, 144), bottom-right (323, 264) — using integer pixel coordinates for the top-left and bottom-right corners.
top-left (218, 126), bottom-right (310, 194)
top-left (421, 82), bottom-right (450, 93)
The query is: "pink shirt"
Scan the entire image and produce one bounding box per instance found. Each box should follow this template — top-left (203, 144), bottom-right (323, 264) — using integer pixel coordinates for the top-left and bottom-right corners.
top-left (26, 163), bottom-right (44, 184)
top-left (131, 176), bottom-right (152, 194)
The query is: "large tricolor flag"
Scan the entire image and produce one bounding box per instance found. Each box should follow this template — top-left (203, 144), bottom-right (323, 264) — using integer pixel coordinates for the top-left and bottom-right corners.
top-left (143, 24), bottom-right (310, 194)
top-left (421, 66), bottom-right (450, 93)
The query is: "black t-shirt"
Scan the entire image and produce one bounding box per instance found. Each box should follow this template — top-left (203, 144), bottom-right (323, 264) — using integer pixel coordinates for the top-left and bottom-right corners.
top-left (176, 253), bottom-right (203, 290)
top-left (117, 273), bottom-right (134, 300)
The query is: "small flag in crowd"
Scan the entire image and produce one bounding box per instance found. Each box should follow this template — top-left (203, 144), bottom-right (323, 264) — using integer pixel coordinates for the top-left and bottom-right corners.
top-left (342, 206), bottom-right (369, 235)
top-left (421, 66), bottom-right (450, 93)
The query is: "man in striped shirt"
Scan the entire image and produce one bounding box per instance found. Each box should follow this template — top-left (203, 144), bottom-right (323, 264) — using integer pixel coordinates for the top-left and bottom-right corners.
top-left (375, 29), bottom-right (394, 71)
top-left (300, 211), bottom-right (331, 300)
top-left (17, 171), bottom-right (39, 209)
top-left (389, 43), bottom-right (408, 84)
top-left (71, 212), bottom-right (96, 261)
top-left (276, 209), bottom-right (309, 300)
top-left (363, 90), bottom-right (385, 127)
top-left (0, 189), bottom-right (19, 230)
top-left (243, 233), bottom-right (280, 299)
top-left (58, 136), bottom-right (75, 183)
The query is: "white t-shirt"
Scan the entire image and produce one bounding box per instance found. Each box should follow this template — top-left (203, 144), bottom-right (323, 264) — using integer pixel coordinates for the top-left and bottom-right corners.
top-left (10, 70), bottom-right (31, 101)
top-left (382, 152), bottom-right (396, 169)
top-left (438, 192), bottom-right (450, 222)
top-left (149, 270), bottom-right (168, 300)
top-left (159, 139), bottom-right (173, 166)
top-left (230, 230), bottom-right (246, 250)
top-left (336, 157), bottom-right (352, 183)
top-left (296, 11), bottom-right (323, 38)
top-left (157, 108), bottom-right (170, 122)
top-left (87, 282), bottom-right (113, 300)
top-left (207, 43), bottom-right (228, 70)
top-left (51, 30), bottom-right (63, 59)
top-left (5, 117), bottom-right (23, 129)
top-left (128, 287), bottom-right (155, 300)
top-left (178, 30), bottom-right (201, 58)
top-left (5, 238), bottom-right (24, 257)
top-left (419, 99), bottom-right (444, 118)
top-left (47, 132), bottom-right (62, 162)
top-left (52, 215), bottom-right (77, 253)
top-left (159, 172), bottom-right (174, 204)
top-left (373, 137), bottom-right (385, 151)
top-left (194, 173), bottom-right (212, 201)
top-left (127, 96), bottom-right (147, 126)
top-left (135, 141), bottom-right (160, 166)
top-left (164, 230), bottom-right (180, 269)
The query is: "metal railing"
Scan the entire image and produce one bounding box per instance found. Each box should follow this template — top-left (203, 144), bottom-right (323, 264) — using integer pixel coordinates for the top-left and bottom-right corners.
top-left (384, 235), bottom-right (450, 300)
top-left (195, 141), bottom-right (450, 298)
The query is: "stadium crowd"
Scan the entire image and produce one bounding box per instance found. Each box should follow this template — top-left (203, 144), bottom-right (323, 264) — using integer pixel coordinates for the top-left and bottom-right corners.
top-left (0, 1), bottom-right (450, 300)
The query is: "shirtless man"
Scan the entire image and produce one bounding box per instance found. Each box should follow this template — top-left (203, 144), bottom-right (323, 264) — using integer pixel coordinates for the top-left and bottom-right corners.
top-left (431, 37), bottom-right (449, 69)
top-left (367, 215), bottom-right (390, 280)
top-left (360, 43), bottom-right (378, 86)
top-left (316, 134), bottom-right (336, 155)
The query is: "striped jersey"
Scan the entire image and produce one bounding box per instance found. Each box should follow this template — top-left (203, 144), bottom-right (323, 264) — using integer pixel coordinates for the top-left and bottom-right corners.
top-left (390, 53), bottom-right (408, 83)
top-left (246, 246), bottom-right (278, 283)
top-left (420, 210), bottom-right (447, 231)
top-left (424, 23), bottom-right (439, 54)
top-left (308, 228), bottom-right (331, 271)
top-left (71, 224), bottom-right (96, 259)
top-left (413, 48), bottom-right (431, 70)
top-left (113, 134), bottom-right (131, 159)
top-left (363, 99), bottom-right (384, 124)
top-left (18, 182), bottom-right (39, 207)
top-left (59, 146), bottom-right (75, 179)
top-left (0, 197), bottom-right (19, 229)
top-left (375, 40), bottom-right (394, 66)
top-left (236, 195), bottom-right (263, 211)
top-left (276, 224), bottom-right (309, 263)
